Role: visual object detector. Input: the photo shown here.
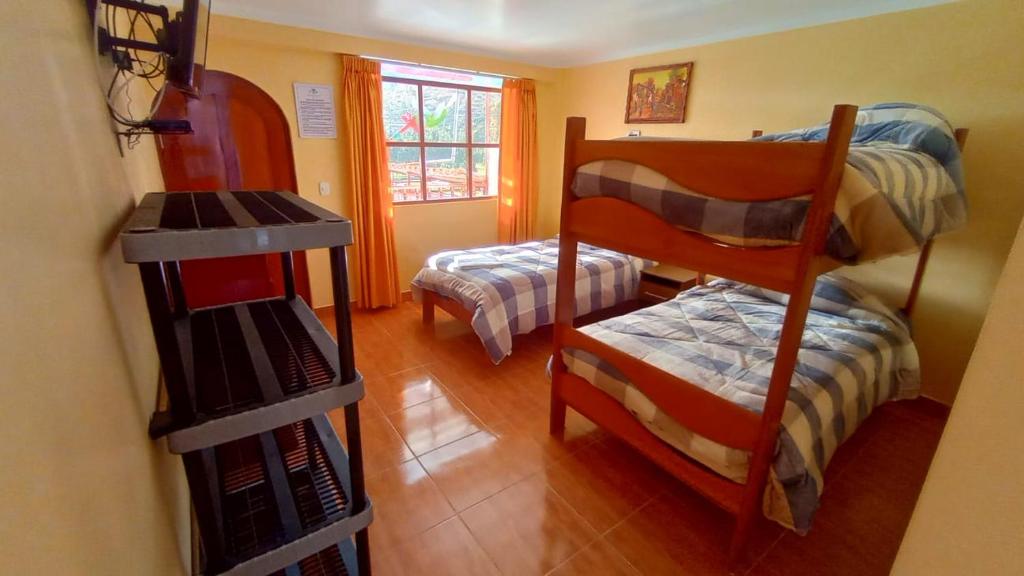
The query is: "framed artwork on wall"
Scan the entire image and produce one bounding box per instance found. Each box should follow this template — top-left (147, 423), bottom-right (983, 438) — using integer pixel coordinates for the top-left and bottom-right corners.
top-left (624, 62), bottom-right (693, 124)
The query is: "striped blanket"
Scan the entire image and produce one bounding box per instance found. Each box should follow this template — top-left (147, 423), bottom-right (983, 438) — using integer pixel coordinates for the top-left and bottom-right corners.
top-left (560, 274), bottom-right (919, 531)
top-left (412, 239), bottom-right (648, 363)
top-left (573, 103), bottom-right (966, 262)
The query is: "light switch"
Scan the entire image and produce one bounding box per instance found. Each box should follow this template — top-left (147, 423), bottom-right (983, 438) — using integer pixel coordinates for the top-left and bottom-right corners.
top-left (319, 181), bottom-right (331, 196)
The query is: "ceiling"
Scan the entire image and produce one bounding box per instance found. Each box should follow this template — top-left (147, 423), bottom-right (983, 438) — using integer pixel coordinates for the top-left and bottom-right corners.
top-left (210, 0), bottom-right (949, 67)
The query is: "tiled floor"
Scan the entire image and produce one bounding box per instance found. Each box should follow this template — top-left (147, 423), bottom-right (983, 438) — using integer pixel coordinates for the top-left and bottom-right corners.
top-left (319, 302), bottom-right (947, 576)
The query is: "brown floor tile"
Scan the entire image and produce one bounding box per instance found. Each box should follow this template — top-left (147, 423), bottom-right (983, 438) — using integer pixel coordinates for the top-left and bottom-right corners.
top-left (419, 425), bottom-right (548, 511)
top-left (748, 401), bottom-right (945, 576)
top-left (549, 538), bottom-right (641, 576)
top-left (353, 319), bottom-right (427, 379)
top-left (443, 367), bottom-right (548, 425)
top-left (460, 475), bottom-right (599, 575)
top-left (368, 366), bottom-right (449, 414)
top-left (607, 488), bottom-right (782, 576)
top-left (747, 522), bottom-right (883, 576)
top-left (542, 437), bottom-right (673, 533)
top-left (387, 395), bottom-right (483, 456)
top-left (320, 301), bottom-right (947, 576)
top-left (373, 517), bottom-right (500, 576)
top-left (327, 407), bottom-right (414, 478)
top-left (494, 406), bottom-right (610, 462)
top-left (365, 459), bottom-right (456, 548)
top-left (777, 451), bottom-right (929, 575)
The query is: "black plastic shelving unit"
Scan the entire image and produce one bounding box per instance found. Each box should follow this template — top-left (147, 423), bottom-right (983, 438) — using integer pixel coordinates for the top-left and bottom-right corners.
top-left (122, 191), bottom-right (372, 576)
top-left (274, 539), bottom-right (358, 576)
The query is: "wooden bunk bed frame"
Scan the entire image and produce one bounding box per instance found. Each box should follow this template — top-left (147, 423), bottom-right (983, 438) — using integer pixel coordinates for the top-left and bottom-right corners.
top-left (548, 106), bottom-right (968, 564)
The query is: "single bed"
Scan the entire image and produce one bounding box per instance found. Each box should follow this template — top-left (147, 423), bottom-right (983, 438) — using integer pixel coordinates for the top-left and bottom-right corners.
top-left (548, 103), bottom-right (967, 563)
top-left (411, 239), bottom-right (649, 363)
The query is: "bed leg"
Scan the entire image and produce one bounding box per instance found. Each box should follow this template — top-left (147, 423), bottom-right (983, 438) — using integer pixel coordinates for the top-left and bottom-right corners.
top-left (422, 292), bottom-right (435, 325)
top-left (549, 375), bottom-right (567, 435)
top-left (729, 463), bottom-right (769, 568)
top-left (550, 397), bottom-right (566, 435)
top-left (728, 506), bottom-right (755, 568)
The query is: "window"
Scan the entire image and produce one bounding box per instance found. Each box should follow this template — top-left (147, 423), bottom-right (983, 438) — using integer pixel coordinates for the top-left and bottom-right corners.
top-left (381, 62), bottom-right (503, 203)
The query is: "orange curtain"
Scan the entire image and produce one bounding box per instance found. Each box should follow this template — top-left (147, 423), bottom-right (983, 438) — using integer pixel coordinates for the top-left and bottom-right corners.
top-left (340, 55), bottom-right (401, 308)
top-left (498, 78), bottom-right (539, 244)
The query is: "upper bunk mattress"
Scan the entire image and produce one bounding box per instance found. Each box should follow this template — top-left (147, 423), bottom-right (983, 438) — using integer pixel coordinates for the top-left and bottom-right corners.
top-left (573, 103), bottom-right (966, 262)
top-left (412, 239), bottom-right (647, 364)
top-left (559, 274), bottom-right (920, 532)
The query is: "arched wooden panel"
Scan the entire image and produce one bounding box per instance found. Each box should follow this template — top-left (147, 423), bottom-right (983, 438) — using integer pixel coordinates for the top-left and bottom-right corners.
top-left (154, 70), bottom-right (311, 308)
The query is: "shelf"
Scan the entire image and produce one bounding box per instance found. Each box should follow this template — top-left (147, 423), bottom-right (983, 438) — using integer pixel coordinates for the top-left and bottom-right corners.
top-left (156, 296), bottom-right (363, 454)
top-left (185, 415), bottom-right (373, 576)
top-left (272, 538), bottom-right (358, 576)
top-left (120, 191), bottom-right (352, 263)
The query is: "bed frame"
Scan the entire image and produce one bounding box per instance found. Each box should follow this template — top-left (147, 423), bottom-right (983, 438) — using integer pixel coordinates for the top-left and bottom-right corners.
top-left (421, 289), bottom-right (474, 326)
top-left (548, 106), bottom-right (968, 564)
top-left (421, 286), bottom-right (644, 333)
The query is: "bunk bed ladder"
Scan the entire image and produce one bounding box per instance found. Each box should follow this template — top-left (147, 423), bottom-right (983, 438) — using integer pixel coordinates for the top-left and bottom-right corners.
top-left (728, 105), bottom-right (859, 563)
top-left (550, 117), bottom-right (588, 435)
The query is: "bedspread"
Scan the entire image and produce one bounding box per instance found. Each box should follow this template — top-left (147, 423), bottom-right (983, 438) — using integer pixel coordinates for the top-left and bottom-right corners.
top-left (573, 103), bottom-right (966, 262)
top-left (559, 274), bottom-right (920, 531)
top-left (412, 239), bottom-right (648, 363)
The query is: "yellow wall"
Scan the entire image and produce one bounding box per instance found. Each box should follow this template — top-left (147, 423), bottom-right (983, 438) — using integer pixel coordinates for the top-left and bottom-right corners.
top-left (206, 16), bottom-right (566, 305)
top-left (208, 1), bottom-right (1020, 402)
top-left (892, 216), bottom-right (1024, 574)
top-left (558, 0), bottom-right (1024, 403)
top-left (0, 1), bottom-right (187, 573)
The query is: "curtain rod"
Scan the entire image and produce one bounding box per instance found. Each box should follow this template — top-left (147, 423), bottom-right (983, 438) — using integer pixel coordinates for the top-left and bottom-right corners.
top-left (361, 55), bottom-right (518, 80)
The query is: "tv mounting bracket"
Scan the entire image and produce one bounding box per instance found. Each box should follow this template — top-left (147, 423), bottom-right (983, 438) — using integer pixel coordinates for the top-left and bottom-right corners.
top-left (86, 0), bottom-right (195, 146)
top-left (91, 0), bottom-right (173, 60)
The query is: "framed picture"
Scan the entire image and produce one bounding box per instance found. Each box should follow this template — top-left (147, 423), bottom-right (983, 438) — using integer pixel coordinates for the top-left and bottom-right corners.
top-left (624, 62), bottom-right (693, 124)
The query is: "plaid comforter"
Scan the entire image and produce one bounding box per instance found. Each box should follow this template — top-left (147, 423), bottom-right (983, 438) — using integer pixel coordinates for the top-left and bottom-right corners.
top-left (573, 103), bottom-right (966, 262)
top-left (560, 274), bottom-right (919, 532)
top-left (412, 239), bottom-right (648, 363)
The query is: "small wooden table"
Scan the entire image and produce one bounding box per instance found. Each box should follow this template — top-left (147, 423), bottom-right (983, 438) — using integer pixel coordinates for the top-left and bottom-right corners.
top-left (638, 264), bottom-right (699, 305)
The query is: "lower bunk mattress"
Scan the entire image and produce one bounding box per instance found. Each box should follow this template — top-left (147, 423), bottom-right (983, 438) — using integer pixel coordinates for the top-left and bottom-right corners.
top-left (559, 274), bottom-right (920, 532)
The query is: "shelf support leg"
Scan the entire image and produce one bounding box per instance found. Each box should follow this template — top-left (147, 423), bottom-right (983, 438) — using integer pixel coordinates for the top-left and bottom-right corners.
top-left (139, 262), bottom-right (194, 426)
top-left (330, 246), bottom-right (371, 575)
top-left (281, 251), bottom-right (296, 301)
top-left (163, 260), bottom-right (188, 317)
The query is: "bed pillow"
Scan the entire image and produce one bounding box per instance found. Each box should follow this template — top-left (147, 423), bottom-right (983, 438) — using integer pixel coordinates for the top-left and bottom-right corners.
top-left (754, 102), bottom-right (964, 194)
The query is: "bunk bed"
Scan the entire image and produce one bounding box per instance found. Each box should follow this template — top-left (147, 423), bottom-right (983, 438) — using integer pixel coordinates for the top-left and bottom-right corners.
top-left (412, 239), bottom-right (649, 363)
top-left (548, 103), bottom-right (968, 563)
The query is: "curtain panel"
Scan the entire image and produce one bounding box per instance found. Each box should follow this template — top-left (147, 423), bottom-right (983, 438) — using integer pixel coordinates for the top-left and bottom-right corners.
top-left (340, 55), bottom-right (401, 308)
top-left (497, 78), bottom-right (539, 244)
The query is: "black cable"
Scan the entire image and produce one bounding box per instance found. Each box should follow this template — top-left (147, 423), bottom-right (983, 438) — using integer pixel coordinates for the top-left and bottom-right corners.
top-left (98, 0), bottom-right (171, 134)
top-left (128, 2), bottom-right (165, 80)
top-left (105, 3), bottom-right (112, 45)
top-left (139, 8), bottom-right (161, 42)
top-left (144, 71), bottom-right (162, 93)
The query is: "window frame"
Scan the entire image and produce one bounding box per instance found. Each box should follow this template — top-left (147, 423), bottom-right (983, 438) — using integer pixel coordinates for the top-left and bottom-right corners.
top-left (383, 76), bottom-right (501, 204)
